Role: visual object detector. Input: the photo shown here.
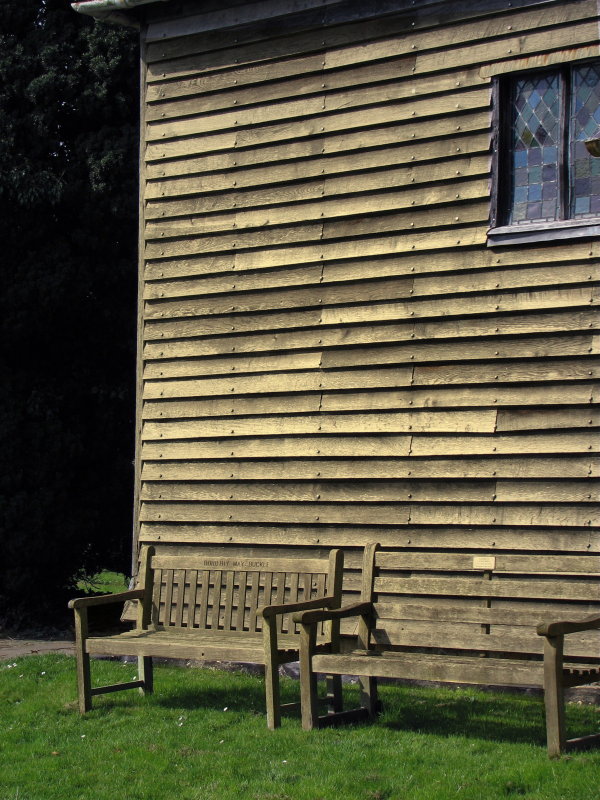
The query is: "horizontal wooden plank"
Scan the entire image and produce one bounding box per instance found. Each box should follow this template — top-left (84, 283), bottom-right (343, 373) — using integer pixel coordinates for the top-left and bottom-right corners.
top-left (145, 0), bottom-right (594, 73)
top-left (142, 308), bottom-right (598, 353)
top-left (409, 432), bottom-right (599, 456)
top-left (310, 651), bottom-right (546, 684)
top-left (141, 456), bottom-right (599, 482)
top-left (374, 575), bottom-right (600, 601)
top-left (144, 201), bottom-right (488, 261)
top-left (497, 408), bottom-right (600, 432)
top-left (143, 366), bottom-right (414, 399)
top-left (405, 504), bottom-right (598, 528)
top-left (370, 621), bottom-right (598, 657)
top-left (375, 551), bottom-right (600, 574)
top-left (145, 176), bottom-right (489, 238)
top-left (139, 501), bottom-right (598, 528)
top-left (146, 150), bottom-right (490, 210)
top-left (140, 501), bottom-right (412, 525)
top-left (320, 334), bottom-right (596, 370)
top-left (145, 85), bottom-right (490, 142)
top-left (146, 63), bottom-right (485, 124)
top-left (145, 125), bottom-right (488, 186)
top-left (144, 243), bottom-right (596, 293)
top-left (143, 258), bottom-right (598, 302)
top-left (144, 237), bottom-right (600, 282)
top-left (146, 0), bottom-right (345, 44)
top-left (147, 1), bottom-right (597, 112)
top-left (142, 336), bottom-right (596, 380)
top-left (141, 410), bottom-right (497, 440)
top-left (140, 478), bottom-right (599, 504)
top-left (141, 385), bottom-right (597, 419)
top-left (144, 107), bottom-right (487, 165)
top-left (495, 480), bottom-right (599, 503)
top-left (142, 358), bottom-right (598, 401)
top-left (374, 600), bottom-right (600, 626)
top-left (151, 552), bottom-right (330, 574)
top-left (140, 479), bottom-right (498, 504)
top-left (138, 523), bottom-right (600, 552)
top-left (140, 431), bottom-right (598, 460)
top-left (145, 281), bottom-right (596, 326)
top-left (412, 356), bottom-right (600, 386)
top-left (319, 287), bottom-right (599, 327)
top-left (319, 384), bottom-right (596, 413)
top-left (143, 350), bottom-right (324, 379)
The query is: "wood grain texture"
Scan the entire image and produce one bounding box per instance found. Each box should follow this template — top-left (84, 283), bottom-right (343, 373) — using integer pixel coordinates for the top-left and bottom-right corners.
top-left (135, 0), bottom-right (600, 634)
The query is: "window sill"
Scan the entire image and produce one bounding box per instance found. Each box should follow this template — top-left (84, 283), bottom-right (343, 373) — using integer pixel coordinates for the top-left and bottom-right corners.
top-left (487, 219), bottom-right (600, 247)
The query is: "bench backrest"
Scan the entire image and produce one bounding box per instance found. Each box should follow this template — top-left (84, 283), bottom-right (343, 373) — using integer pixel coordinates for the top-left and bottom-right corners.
top-left (139, 547), bottom-right (343, 639)
top-left (361, 543), bottom-right (600, 663)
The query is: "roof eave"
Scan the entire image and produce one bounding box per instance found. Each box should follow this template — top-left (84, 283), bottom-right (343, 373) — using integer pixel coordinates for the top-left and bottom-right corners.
top-left (71, 0), bottom-right (170, 28)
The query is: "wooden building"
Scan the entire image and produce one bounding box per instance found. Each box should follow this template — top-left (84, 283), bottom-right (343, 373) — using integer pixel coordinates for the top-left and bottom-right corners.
top-left (74, 0), bottom-right (599, 639)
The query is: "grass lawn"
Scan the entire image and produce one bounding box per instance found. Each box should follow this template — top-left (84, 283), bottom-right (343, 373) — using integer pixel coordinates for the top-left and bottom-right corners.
top-left (0, 654), bottom-right (599, 800)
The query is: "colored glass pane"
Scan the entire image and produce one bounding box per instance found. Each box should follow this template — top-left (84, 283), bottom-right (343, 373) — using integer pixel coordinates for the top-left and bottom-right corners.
top-left (571, 63), bottom-right (600, 218)
top-left (508, 73), bottom-right (560, 224)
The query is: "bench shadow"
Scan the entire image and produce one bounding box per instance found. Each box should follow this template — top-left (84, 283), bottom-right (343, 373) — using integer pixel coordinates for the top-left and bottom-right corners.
top-left (377, 687), bottom-right (586, 748)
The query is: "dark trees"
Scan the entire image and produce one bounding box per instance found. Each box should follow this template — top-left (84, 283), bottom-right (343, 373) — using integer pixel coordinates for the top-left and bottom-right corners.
top-left (0, 0), bottom-right (139, 626)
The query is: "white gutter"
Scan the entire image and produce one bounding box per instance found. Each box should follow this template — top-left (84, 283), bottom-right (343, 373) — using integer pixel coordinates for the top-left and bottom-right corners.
top-left (71, 0), bottom-right (170, 28)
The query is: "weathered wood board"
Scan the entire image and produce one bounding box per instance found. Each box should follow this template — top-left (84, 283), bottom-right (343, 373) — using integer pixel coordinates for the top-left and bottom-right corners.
top-left (133, 0), bottom-right (600, 638)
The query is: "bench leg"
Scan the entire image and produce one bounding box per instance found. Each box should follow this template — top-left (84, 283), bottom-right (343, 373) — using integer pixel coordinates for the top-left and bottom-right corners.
top-left (543, 635), bottom-right (566, 757)
top-left (75, 649), bottom-right (92, 714)
top-left (73, 608), bottom-right (92, 713)
top-left (138, 656), bottom-right (153, 696)
top-left (326, 675), bottom-right (343, 714)
top-left (263, 617), bottom-right (281, 730)
top-left (360, 676), bottom-right (379, 719)
top-left (299, 624), bottom-right (319, 730)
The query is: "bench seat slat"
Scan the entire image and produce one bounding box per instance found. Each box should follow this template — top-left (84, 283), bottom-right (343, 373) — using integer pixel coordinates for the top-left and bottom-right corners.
top-left (311, 651), bottom-right (597, 687)
top-left (85, 628), bottom-right (310, 662)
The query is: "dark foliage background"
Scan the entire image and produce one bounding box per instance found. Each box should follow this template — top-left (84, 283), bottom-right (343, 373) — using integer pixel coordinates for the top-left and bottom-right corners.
top-left (0, 0), bottom-right (139, 627)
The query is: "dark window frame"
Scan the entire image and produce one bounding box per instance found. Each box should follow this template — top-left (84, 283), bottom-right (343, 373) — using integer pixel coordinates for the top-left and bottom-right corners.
top-left (488, 60), bottom-right (600, 247)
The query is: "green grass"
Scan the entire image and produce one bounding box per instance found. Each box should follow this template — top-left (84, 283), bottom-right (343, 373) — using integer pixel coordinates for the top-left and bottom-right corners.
top-left (0, 654), bottom-right (599, 800)
top-left (76, 570), bottom-right (129, 596)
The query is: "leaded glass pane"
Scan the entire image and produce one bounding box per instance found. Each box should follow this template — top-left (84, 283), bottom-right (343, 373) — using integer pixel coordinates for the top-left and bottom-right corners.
top-left (508, 73), bottom-right (560, 224)
top-left (570, 63), bottom-right (600, 218)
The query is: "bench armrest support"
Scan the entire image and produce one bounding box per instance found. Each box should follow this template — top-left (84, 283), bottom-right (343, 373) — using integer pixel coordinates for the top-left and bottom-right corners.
top-left (293, 601), bottom-right (374, 626)
top-left (68, 589), bottom-right (145, 611)
top-left (260, 595), bottom-right (338, 619)
top-left (537, 614), bottom-right (600, 637)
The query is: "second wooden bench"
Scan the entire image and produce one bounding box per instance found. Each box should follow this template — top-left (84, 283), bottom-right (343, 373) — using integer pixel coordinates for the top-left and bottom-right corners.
top-left (295, 542), bottom-right (600, 756)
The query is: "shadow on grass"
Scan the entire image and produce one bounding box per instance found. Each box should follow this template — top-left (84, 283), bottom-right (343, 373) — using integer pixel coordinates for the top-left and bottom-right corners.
top-left (379, 688), bottom-right (550, 746)
top-left (379, 684), bottom-right (600, 749)
top-left (84, 661), bottom-right (598, 750)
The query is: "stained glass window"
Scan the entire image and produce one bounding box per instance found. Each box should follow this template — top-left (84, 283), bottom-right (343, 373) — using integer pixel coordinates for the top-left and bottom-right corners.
top-left (504, 61), bottom-right (600, 226)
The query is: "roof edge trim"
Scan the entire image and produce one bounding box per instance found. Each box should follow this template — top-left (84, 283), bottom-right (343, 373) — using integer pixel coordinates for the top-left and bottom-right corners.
top-left (71, 0), bottom-right (170, 27)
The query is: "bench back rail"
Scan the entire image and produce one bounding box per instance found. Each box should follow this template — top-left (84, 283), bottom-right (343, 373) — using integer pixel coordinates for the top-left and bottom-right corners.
top-left (366, 549), bottom-right (600, 663)
top-left (147, 552), bottom-right (341, 640)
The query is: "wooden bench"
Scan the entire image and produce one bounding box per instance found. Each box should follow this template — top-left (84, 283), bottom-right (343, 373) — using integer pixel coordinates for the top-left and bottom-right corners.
top-left (69, 545), bottom-right (343, 728)
top-left (296, 543), bottom-right (600, 756)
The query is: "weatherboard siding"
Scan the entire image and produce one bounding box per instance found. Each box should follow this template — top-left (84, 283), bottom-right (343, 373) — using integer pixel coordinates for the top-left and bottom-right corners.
top-left (135, 0), bottom-right (599, 612)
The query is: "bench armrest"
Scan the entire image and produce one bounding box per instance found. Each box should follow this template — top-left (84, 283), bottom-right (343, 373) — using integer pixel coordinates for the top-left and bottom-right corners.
top-left (293, 601), bottom-right (374, 626)
top-left (537, 614), bottom-right (600, 637)
top-left (68, 589), bottom-right (145, 611)
top-left (260, 595), bottom-right (338, 619)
